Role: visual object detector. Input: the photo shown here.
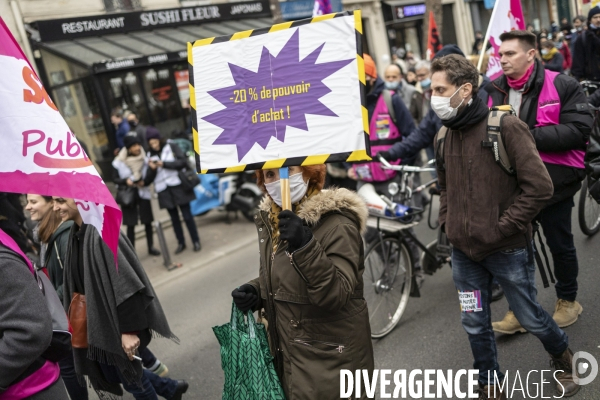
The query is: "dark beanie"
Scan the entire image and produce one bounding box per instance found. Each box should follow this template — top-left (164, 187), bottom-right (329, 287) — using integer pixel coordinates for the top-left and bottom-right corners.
top-left (589, 6), bottom-right (600, 24)
top-left (145, 126), bottom-right (161, 141)
top-left (433, 44), bottom-right (465, 60)
top-left (123, 134), bottom-right (141, 149)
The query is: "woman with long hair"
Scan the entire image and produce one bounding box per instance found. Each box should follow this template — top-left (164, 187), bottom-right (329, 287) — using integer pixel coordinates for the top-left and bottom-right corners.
top-left (25, 195), bottom-right (83, 399)
top-left (231, 165), bottom-right (375, 399)
top-left (53, 197), bottom-right (188, 400)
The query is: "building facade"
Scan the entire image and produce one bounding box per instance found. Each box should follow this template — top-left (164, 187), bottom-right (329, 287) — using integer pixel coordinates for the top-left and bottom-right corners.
top-left (3, 0), bottom-right (272, 177)
top-left (342, 0), bottom-right (475, 76)
top-left (3, 0), bottom-right (531, 178)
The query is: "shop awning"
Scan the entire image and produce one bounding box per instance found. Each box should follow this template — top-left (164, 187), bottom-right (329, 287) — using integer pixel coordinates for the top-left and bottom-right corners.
top-left (33, 17), bottom-right (273, 73)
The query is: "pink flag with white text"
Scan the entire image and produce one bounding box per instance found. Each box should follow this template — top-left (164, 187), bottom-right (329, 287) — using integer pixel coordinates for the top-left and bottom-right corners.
top-left (484, 0), bottom-right (526, 80)
top-left (0, 17), bottom-right (121, 262)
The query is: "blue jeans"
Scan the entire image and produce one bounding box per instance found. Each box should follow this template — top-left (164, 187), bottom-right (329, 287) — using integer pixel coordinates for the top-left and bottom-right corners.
top-left (452, 247), bottom-right (569, 386)
top-left (146, 371), bottom-right (177, 399)
top-left (100, 364), bottom-right (161, 400)
top-left (140, 347), bottom-right (157, 369)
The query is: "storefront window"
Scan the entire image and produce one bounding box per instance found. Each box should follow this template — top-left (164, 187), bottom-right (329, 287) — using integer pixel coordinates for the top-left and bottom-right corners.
top-left (102, 71), bottom-right (150, 126)
top-left (40, 49), bottom-right (89, 85)
top-left (52, 79), bottom-right (111, 175)
top-left (140, 66), bottom-right (185, 137)
top-left (387, 21), bottom-right (423, 59)
top-left (441, 4), bottom-right (457, 49)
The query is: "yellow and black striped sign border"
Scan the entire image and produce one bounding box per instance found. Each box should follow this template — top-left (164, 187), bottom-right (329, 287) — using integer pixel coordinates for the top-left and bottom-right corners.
top-left (187, 10), bottom-right (371, 174)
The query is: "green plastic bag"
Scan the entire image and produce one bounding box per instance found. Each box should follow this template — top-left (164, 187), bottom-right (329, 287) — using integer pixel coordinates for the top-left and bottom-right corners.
top-left (213, 302), bottom-right (286, 400)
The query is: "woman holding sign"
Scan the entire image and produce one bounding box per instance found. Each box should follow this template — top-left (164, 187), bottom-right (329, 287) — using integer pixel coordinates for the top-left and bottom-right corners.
top-left (231, 165), bottom-right (375, 399)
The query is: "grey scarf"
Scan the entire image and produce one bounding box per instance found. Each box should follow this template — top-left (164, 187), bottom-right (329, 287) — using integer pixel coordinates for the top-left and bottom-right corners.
top-left (63, 224), bottom-right (178, 398)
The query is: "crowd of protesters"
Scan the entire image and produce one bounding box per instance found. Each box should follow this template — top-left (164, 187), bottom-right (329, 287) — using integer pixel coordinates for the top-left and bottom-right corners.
top-left (2, 7), bottom-right (600, 400)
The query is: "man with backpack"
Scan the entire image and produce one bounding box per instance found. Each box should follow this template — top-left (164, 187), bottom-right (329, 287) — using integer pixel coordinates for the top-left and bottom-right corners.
top-left (375, 45), bottom-right (506, 302)
top-left (432, 54), bottom-right (580, 399)
top-left (488, 30), bottom-right (593, 333)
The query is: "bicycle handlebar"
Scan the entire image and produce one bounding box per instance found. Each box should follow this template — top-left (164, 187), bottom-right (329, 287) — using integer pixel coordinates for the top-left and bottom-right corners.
top-left (378, 155), bottom-right (437, 173)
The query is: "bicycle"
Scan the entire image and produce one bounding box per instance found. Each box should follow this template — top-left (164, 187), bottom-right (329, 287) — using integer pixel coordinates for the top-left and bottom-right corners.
top-left (360, 158), bottom-right (451, 338)
top-left (578, 81), bottom-right (600, 236)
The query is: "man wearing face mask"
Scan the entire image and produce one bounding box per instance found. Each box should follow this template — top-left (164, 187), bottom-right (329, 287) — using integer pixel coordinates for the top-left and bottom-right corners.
top-left (569, 15), bottom-right (586, 57)
top-left (411, 60), bottom-right (432, 123)
top-left (126, 112), bottom-right (149, 152)
top-left (375, 45), bottom-right (506, 299)
top-left (487, 30), bottom-right (592, 334)
top-left (572, 6), bottom-right (600, 82)
top-left (383, 63), bottom-right (418, 121)
top-left (432, 54), bottom-right (581, 399)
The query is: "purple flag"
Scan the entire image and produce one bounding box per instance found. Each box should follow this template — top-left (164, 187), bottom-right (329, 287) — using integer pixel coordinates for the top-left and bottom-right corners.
top-left (313, 0), bottom-right (332, 16)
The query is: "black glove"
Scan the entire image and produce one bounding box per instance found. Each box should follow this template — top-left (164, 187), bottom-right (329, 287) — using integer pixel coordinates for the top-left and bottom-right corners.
top-left (278, 210), bottom-right (312, 252)
top-left (376, 150), bottom-right (393, 162)
top-left (231, 284), bottom-right (258, 312)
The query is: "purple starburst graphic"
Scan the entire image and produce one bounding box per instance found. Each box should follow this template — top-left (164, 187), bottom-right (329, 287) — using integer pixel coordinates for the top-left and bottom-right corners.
top-left (203, 30), bottom-right (354, 161)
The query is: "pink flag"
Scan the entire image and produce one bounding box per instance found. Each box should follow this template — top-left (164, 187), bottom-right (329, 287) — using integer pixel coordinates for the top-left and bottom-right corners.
top-left (313, 0), bottom-right (332, 16)
top-left (0, 17), bottom-right (121, 263)
top-left (484, 0), bottom-right (526, 80)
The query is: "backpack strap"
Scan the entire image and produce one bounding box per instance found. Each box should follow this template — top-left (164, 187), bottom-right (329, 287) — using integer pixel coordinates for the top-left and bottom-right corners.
top-left (382, 89), bottom-right (397, 125)
top-left (482, 106), bottom-right (516, 176)
top-left (435, 126), bottom-right (449, 171)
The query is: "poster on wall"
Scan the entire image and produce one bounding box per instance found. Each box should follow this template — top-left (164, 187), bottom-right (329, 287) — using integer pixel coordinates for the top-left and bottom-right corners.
top-left (175, 70), bottom-right (190, 108)
top-left (188, 11), bottom-right (370, 173)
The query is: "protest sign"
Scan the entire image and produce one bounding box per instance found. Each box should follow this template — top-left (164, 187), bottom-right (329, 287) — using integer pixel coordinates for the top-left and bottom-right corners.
top-left (188, 11), bottom-right (370, 173)
top-left (0, 17), bottom-right (121, 260)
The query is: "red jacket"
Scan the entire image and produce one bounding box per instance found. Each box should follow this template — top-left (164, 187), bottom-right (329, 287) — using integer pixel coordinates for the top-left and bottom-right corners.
top-left (558, 41), bottom-right (571, 71)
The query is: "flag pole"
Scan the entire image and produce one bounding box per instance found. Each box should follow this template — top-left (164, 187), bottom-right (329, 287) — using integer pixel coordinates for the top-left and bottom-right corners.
top-left (279, 167), bottom-right (292, 210)
top-left (477, 1), bottom-right (500, 72)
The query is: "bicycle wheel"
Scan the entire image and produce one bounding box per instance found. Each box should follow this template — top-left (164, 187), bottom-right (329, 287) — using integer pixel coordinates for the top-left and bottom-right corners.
top-left (578, 177), bottom-right (600, 236)
top-left (363, 236), bottom-right (412, 338)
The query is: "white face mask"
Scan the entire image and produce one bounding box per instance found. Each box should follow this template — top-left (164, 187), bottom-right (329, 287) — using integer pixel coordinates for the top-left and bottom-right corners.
top-left (430, 84), bottom-right (465, 120)
top-left (265, 172), bottom-right (308, 207)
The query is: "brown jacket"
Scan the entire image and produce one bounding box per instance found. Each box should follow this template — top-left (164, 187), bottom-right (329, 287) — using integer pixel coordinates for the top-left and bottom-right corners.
top-left (248, 188), bottom-right (374, 400)
top-left (435, 113), bottom-right (553, 261)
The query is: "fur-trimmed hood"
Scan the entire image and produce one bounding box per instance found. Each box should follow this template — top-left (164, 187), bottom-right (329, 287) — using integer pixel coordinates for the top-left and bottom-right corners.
top-left (259, 187), bottom-right (368, 233)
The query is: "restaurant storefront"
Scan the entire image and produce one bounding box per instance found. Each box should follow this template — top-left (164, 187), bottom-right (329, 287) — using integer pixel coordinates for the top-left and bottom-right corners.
top-left (28, 1), bottom-right (272, 178)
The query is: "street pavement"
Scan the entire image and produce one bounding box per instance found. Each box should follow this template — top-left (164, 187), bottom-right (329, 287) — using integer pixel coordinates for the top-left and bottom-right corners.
top-left (91, 190), bottom-right (600, 399)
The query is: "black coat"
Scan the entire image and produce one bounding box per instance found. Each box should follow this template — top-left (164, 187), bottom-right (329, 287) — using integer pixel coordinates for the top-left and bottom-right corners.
top-left (589, 88), bottom-right (600, 107)
top-left (572, 28), bottom-right (600, 81)
top-left (543, 52), bottom-right (564, 73)
top-left (112, 167), bottom-right (154, 226)
top-left (486, 60), bottom-right (594, 204)
top-left (145, 142), bottom-right (196, 210)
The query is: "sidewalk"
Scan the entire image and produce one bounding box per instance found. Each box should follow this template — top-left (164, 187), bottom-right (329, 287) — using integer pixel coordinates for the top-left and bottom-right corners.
top-left (127, 206), bottom-right (258, 289)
